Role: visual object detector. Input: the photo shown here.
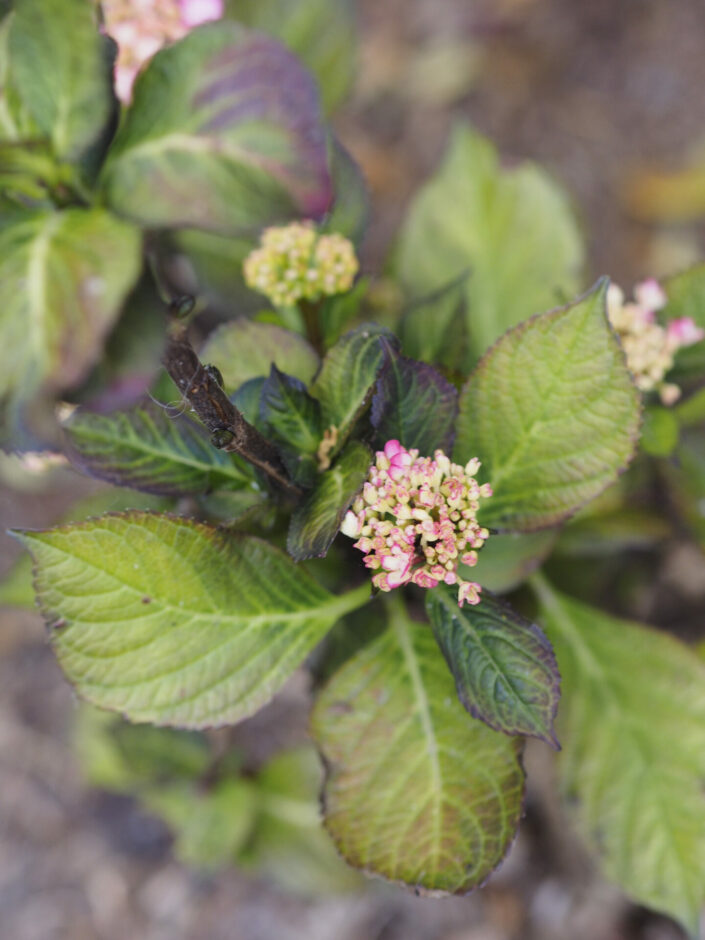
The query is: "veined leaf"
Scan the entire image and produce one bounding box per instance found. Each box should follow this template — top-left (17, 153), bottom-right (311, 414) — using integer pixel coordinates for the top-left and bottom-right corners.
top-left (231, 0), bottom-right (356, 114)
top-left (0, 207), bottom-right (141, 416)
top-left (396, 124), bottom-right (584, 365)
top-left (311, 597), bottom-right (525, 894)
top-left (310, 324), bottom-right (396, 450)
top-left (371, 348), bottom-right (458, 454)
top-left (102, 23), bottom-right (332, 235)
top-left (200, 319), bottom-right (319, 390)
top-left (8, 0), bottom-right (112, 160)
top-left (64, 404), bottom-right (254, 496)
top-left (287, 441), bottom-right (371, 560)
top-left (534, 576), bottom-right (705, 935)
top-left (16, 512), bottom-right (369, 728)
top-left (455, 280), bottom-right (641, 531)
top-left (466, 530), bottom-right (556, 594)
top-left (260, 365), bottom-right (322, 486)
top-left (398, 270), bottom-right (468, 372)
top-left (426, 586), bottom-right (560, 746)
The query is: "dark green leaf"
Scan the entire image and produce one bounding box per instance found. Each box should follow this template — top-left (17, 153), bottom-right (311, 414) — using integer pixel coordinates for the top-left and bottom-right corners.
top-left (8, 0), bottom-right (112, 160)
top-left (310, 324), bottom-right (396, 450)
top-left (101, 23), bottom-right (332, 235)
top-left (396, 123), bottom-right (584, 364)
top-left (64, 403), bottom-right (254, 496)
top-left (16, 512), bottom-right (370, 728)
top-left (371, 347), bottom-right (458, 453)
top-left (426, 585), bottom-right (560, 746)
top-left (455, 280), bottom-right (641, 531)
top-left (661, 264), bottom-right (705, 382)
top-left (399, 270), bottom-right (469, 371)
top-left (260, 365), bottom-right (322, 486)
top-left (321, 137), bottom-right (368, 245)
top-left (466, 530), bottom-right (556, 593)
top-left (311, 598), bottom-right (525, 894)
top-left (640, 405), bottom-right (679, 457)
top-left (287, 441), bottom-right (371, 560)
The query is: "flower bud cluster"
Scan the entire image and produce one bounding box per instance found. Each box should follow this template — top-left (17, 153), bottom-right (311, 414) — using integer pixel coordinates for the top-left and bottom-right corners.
top-left (607, 278), bottom-right (704, 405)
top-left (100, 0), bottom-right (223, 102)
top-left (243, 222), bottom-right (358, 308)
top-left (341, 441), bottom-right (492, 607)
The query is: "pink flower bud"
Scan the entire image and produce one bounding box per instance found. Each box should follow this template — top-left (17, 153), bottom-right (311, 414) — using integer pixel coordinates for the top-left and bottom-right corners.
top-left (667, 317), bottom-right (705, 349)
top-left (178, 0), bottom-right (224, 27)
top-left (634, 278), bottom-right (667, 312)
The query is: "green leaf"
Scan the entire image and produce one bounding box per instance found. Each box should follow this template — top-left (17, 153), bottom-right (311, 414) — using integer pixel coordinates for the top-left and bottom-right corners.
top-left (395, 123), bottom-right (584, 364)
top-left (398, 270), bottom-right (469, 372)
top-left (667, 428), bottom-right (705, 548)
top-left (230, 0), bottom-right (355, 114)
top-left (467, 531), bottom-right (556, 594)
top-left (371, 347), bottom-right (458, 454)
top-left (200, 318), bottom-right (319, 390)
top-left (145, 778), bottom-right (257, 869)
top-left (16, 511), bottom-right (369, 728)
top-left (64, 404), bottom-right (254, 496)
top-left (287, 441), bottom-right (371, 560)
top-left (311, 597), bottom-right (525, 894)
top-left (0, 207), bottom-right (141, 418)
top-left (321, 138), bottom-right (368, 245)
top-left (640, 405), bottom-right (679, 457)
top-left (554, 507), bottom-right (670, 558)
top-left (426, 586), bottom-right (560, 746)
top-left (8, 0), bottom-right (112, 160)
top-left (455, 280), bottom-right (641, 531)
top-left (533, 576), bottom-right (705, 934)
top-left (259, 365), bottom-right (322, 486)
top-left (310, 324), bottom-right (396, 447)
top-left (101, 23), bottom-right (332, 235)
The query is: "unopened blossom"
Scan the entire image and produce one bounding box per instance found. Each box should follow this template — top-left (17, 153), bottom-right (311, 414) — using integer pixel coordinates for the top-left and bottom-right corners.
top-left (341, 441), bottom-right (492, 608)
top-left (607, 278), bottom-right (704, 405)
top-left (100, 0), bottom-right (224, 102)
top-left (243, 222), bottom-right (359, 308)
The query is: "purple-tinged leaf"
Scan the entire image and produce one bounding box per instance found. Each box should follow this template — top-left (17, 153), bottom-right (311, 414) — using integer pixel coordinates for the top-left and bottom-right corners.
top-left (371, 346), bottom-right (458, 454)
top-left (260, 365), bottom-right (322, 486)
top-left (426, 585), bottom-right (560, 747)
top-left (64, 403), bottom-right (253, 496)
top-left (102, 23), bottom-right (333, 235)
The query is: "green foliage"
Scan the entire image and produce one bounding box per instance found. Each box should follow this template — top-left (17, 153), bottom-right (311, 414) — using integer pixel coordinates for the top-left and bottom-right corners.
top-left (16, 512), bottom-right (369, 728)
top-left (8, 0), bottom-right (113, 160)
top-left (0, 207), bottom-right (141, 431)
top-left (200, 318), bottom-right (320, 390)
top-left (64, 404), bottom-right (254, 495)
top-left (311, 597), bottom-right (525, 893)
top-left (287, 440), bottom-right (371, 560)
top-left (260, 366), bottom-right (323, 485)
top-left (640, 405), bottom-right (679, 457)
top-left (310, 324), bottom-right (395, 451)
top-left (467, 531), bottom-right (556, 593)
top-left (101, 23), bottom-right (332, 234)
top-left (662, 263), bottom-right (705, 381)
top-left (534, 575), bottom-right (705, 935)
top-left (455, 280), bottom-right (641, 531)
top-left (398, 271), bottom-right (468, 372)
top-left (427, 586), bottom-right (560, 745)
top-left (371, 346), bottom-right (458, 453)
top-left (396, 124), bottom-right (584, 365)
top-left (230, 0), bottom-right (356, 114)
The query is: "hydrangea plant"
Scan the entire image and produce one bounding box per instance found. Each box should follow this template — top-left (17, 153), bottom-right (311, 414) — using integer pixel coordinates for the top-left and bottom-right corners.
top-left (3, 1), bottom-right (705, 935)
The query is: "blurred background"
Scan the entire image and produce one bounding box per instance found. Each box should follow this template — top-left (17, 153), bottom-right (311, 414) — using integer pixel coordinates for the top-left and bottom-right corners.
top-left (3, 0), bottom-right (705, 937)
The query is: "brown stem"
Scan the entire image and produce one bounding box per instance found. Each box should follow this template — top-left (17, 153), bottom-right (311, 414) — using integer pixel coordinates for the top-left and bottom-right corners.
top-left (163, 318), bottom-right (302, 496)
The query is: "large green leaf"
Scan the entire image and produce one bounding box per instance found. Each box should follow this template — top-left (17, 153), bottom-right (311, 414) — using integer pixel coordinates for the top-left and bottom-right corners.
top-left (16, 512), bottom-right (369, 728)
top-left (311, 598), bottom-right (525, 894)
top-left (101, 23), bottom-right (332, 235)
top-left (230, 0), bottom-right (356, 114)
top-left (8, 0), bottom-right (112, 160)
top-left (455, 280), bottom-right (641, 531)
top-left (662, 263), bottom-right (705, 382)
top-left (426, 586), bottom-right (559, 746)
top-left (260, 365), bottom-right (322, 486)
top-left (534, 576), bottom-right (705, 934)
top-left (64, 404), bottom-right (254, 496)
top-left (467, 531), bottom-right (556, 593)
top-left (395, 124), bottom-right (584, 364)
top-left (371, 347), bottom-right (458, 454)
top-left (0, 207), bottom-right (141, 416)
top-left (200, 318), bottom-right (319, 390)
top-left (287, 441), bottom-right (371, 560)
top-left (310, 325), bottom-right (395, 449)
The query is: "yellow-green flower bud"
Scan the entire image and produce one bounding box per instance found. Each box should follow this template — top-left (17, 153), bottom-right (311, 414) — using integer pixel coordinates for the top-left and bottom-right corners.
top-left (243, 221), bottom-right (358, 307)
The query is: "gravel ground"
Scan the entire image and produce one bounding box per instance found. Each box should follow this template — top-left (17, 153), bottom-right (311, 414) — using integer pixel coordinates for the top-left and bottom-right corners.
top-left (2, 0), bottom-right (705, 937)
